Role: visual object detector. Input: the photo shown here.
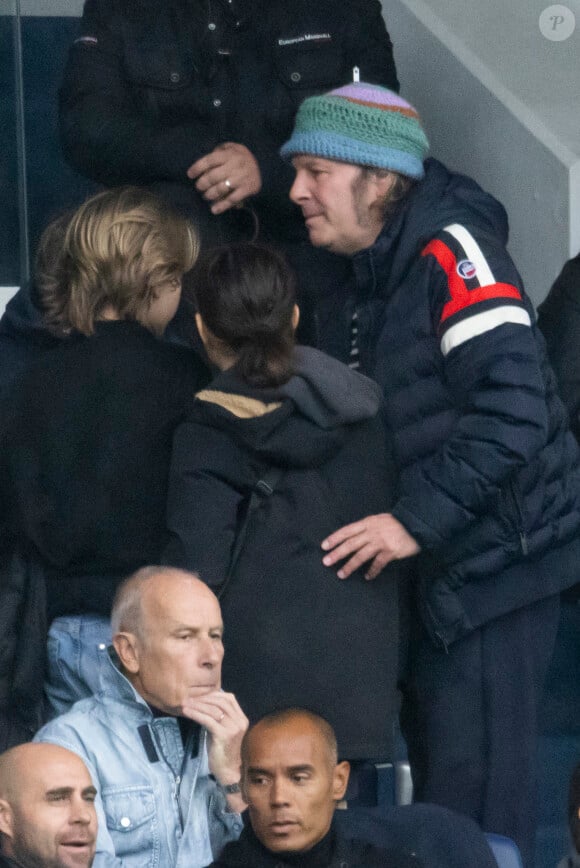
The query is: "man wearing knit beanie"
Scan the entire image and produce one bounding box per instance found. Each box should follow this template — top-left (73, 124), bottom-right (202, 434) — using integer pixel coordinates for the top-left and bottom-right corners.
top-left (282, 82), bottom-right (580, 868)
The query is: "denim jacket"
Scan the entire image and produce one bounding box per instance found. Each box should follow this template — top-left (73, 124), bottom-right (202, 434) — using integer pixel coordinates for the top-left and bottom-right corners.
top-left (35, 652), bottom-right (243, 867)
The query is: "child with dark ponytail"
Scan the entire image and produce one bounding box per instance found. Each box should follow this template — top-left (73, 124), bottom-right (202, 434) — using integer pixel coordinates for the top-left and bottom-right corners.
top-left (192, 242), bottom-right (297, 389)
top-left (165, 242), bottom-right (400, 784)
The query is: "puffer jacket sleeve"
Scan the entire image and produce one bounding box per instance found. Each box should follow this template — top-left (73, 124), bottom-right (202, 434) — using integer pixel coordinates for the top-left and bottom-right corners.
top-left (59, 0), bottom-right (217, 185)
top-left (391, 225), bottom-right (548, 549)
top-left (163, 416), bottom-right (246, 588)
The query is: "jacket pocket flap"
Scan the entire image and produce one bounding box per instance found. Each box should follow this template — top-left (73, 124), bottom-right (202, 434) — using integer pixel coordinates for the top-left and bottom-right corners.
top-left (273, 39), bottom-right (343, 90)
top-left (102, 786), bottom-right (156, 832)
top-left (123, 42), bottom-right (194, 90)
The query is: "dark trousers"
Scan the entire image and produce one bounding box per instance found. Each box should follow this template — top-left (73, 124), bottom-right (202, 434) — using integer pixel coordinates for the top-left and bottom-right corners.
top-left (400, 594), bottom-right (561, 868)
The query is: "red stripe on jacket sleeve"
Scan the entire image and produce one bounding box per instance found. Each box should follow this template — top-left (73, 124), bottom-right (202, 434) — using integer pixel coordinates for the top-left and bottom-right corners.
top-left (422, 239), bottom-right (523, 324)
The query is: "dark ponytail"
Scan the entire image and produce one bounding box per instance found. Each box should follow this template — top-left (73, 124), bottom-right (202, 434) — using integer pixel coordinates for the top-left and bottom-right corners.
top-left (192, 242), bottom-right (296, 388)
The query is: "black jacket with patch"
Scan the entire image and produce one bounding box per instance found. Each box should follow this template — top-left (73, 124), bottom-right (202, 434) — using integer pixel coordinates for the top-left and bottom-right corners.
top-left (60, 0), bottom-right (397, 246)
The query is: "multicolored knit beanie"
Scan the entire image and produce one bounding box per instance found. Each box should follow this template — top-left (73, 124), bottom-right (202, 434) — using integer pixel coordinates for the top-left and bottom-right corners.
top-left (280, 82), bottom-right (429, 180)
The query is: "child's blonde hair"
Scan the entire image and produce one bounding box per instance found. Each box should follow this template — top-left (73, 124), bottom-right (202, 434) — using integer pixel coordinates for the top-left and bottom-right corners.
top-left (39, 187), bottom-right (199, 336)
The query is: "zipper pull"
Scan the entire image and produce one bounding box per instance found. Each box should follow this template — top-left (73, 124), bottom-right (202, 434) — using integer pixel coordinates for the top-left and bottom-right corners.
top-left (353, 66), bottom-right (360, 83)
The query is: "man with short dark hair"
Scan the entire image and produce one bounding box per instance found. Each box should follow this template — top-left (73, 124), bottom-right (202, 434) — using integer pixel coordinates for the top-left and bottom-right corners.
top-left (0, 743), bottom-right (97, 868)
top-left (35, 567), bottom-right (247, 867)
top-left (208, 708), bottom-right (420, 868)
top-left (281, 82), bottom-right (580, 867)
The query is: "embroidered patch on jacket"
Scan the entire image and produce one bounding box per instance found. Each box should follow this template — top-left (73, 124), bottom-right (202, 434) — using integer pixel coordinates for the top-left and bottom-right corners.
top-left (278, 33), bottom-right (332, 47)
top-left (456, 259), bottom-right (477, 280)
top-left (421, 223), bottom-right (530, 356)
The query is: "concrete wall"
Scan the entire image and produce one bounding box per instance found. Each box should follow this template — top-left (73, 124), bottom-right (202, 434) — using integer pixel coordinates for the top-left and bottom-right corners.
top-left (383, 0), bottom-right (580, 306)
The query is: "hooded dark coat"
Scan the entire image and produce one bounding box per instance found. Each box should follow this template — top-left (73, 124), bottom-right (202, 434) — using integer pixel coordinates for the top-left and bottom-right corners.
top-left (164, 347), bottom-right (399, 761)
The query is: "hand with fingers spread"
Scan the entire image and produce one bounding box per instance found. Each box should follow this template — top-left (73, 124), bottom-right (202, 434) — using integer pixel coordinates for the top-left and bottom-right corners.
top-left (321, 513), bottom-right (420, 580)
top-left (181, 689), bottom-right (248, 811)
top-left (187, 143), bottom-right (262, 215)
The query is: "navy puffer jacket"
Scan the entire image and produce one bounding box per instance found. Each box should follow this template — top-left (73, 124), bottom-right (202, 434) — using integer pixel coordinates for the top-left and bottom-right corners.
top-left (318, 158), bottom-right (580, 647)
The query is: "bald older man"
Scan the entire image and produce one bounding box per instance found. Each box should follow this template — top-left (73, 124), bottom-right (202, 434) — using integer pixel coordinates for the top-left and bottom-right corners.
top-left (0, 743), bottom-right (97, 868)
top-left (35, 567), bottom-right (247, 868)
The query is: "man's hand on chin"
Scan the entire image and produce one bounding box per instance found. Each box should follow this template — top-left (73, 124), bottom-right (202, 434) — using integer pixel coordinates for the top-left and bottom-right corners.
top-left (181, 689), bottom-right (249, 813)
